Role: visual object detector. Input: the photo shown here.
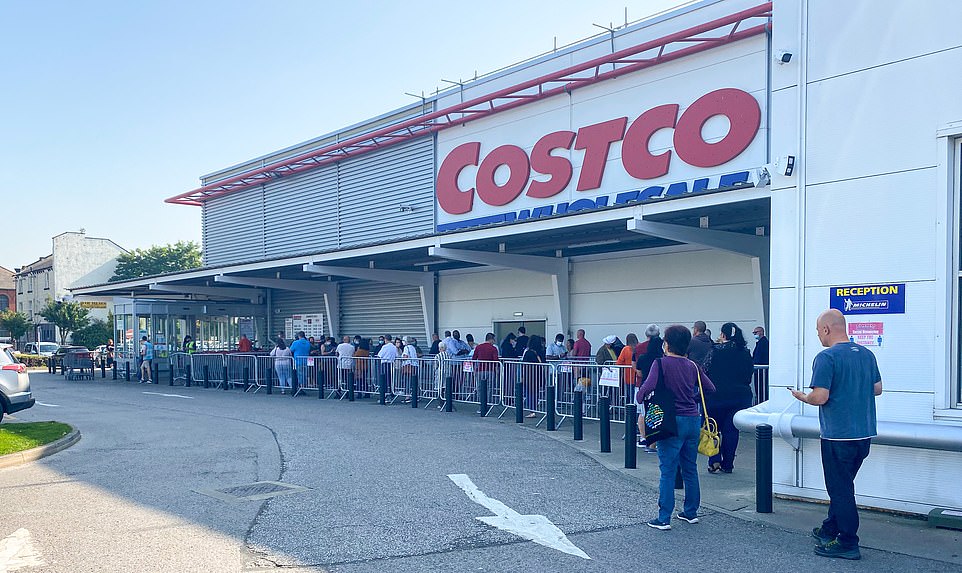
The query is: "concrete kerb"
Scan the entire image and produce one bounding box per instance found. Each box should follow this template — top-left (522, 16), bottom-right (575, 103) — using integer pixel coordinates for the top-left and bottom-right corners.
top-left (0, 429), bottom-right (82, 469)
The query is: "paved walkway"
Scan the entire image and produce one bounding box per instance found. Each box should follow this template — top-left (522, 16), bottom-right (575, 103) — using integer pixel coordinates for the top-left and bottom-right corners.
top-left (532, 413), bottom-right (962, 566)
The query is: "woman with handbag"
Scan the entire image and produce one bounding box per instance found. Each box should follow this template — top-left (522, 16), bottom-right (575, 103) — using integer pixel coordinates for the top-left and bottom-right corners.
top-left (637, 324), bottom-right (715, 530)
top-left (703, 322), bottom-right (755, 474)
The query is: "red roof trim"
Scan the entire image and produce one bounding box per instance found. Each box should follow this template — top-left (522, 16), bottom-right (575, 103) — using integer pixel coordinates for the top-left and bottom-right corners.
top-left (167, 2), bottom-right (772, 207)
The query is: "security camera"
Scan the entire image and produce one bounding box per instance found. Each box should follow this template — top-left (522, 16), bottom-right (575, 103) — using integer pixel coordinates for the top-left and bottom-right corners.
top-left (775, 50), bottom-right (793, 64)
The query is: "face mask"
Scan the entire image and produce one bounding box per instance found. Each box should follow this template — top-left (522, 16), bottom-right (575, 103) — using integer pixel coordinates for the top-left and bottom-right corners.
top-left (379, 338), bottom-right (384, 343)
top-left (754, 334), bottom-right (760, 341)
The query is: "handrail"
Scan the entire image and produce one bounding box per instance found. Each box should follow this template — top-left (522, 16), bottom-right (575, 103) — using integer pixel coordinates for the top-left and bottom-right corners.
top-left (734, 399), bottom-right (962, 452)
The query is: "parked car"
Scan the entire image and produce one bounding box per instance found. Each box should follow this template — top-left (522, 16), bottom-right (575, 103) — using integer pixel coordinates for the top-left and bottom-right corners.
top-left (0, 344), bottom-right (34, 422)
top-left (22, 342), bottom-right (59, 357)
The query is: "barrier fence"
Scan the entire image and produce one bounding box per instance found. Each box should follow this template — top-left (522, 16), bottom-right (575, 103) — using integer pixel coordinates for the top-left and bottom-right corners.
top-left (141, 352), bottom-right (772, 426)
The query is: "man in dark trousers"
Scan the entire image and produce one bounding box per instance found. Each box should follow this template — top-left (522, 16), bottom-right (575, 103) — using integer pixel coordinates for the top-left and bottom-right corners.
top-left (790, 309), bottom-right (882, 560)
top-left (752, 326), bottom-right (769, 365)
top-left (687, 321), bottom-right (713, 366)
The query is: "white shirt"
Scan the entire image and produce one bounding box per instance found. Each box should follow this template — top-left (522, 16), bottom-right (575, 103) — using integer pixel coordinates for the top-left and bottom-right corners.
top-left (336, 342), bottom-right (355, 369)
top-left (401, 344), bottom-right (418, 366)
top-left (378, 343), bottom-right (399, 363)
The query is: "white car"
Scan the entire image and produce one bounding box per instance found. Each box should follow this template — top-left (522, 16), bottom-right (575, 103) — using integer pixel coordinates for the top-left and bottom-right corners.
top-left (0, 344), bottom-right (34, 422)
top-left (22, 342), bottom-right (59, 357)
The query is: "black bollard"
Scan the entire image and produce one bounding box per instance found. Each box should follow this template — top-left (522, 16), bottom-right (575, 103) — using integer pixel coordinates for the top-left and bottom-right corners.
top-left (266, 364), bottom-right (273, 395)
top-left (378, 371), bottom-right (386, 405)
top-left (112, 361), bottom-right (117, 380)
top-left (317, 366), bottom-right (324, 400)
top-left (242, 366), bottom-right (250, 392)
top-left (444, 376), bottom-right (453, 412)
top-left (411, 376), bottom-right (419, 408)
top-left (599, 395), bottom-right (611, 453)
top-left (514, 381), bottom-right (524, 423)
top-left (291, 367), bottom-right (299, 396)
top-left (185, 364), bottom-right (191, 387)
top-left (47, 359), bottom-right (52, 374)
top-left (625, 403), bottom-right (637, 469)
top-left (222, 365), bottom-right (229, 390)
top-left (479, 376), bottom-right (488, 417)
top-left (573, 390), bottom-right (584, 441)
top-left (756, 424), bottom-right (773, 513)
top-left (546, 385), bottom-right (556, 431)
top-left (152, 362), bottom-right (159, 384)
top-left (125, 362), bottom-right (131, 382)
top-left (169, 363), bottom-right (174, 386)
top-left (203, 365), bottom-right (210, 388)
top-left (347, 373), bottom-right (355, 402)
top-left (101, 360), bottom-right (106, 379)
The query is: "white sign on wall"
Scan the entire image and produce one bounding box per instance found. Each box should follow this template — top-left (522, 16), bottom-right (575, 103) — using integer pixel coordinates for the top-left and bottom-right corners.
top-left (285, 313), bottom-right (325, 340)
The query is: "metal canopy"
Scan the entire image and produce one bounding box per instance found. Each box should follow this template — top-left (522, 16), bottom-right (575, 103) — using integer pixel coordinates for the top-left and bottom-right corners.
top-left (165, 2), bottom-right (772, 206)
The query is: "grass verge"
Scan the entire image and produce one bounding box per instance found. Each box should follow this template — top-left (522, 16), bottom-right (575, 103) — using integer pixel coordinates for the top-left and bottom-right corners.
top-left (0, 422), bottom-right (73, 456)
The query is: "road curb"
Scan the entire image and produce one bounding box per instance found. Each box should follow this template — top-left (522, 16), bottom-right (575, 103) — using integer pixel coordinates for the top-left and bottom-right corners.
top-left (0, 428), bottom-right (81, 469)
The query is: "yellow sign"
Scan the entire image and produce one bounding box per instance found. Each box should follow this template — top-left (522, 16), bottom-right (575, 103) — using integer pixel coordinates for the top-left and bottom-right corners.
top-left (80, 301), bottom-right (108, 309)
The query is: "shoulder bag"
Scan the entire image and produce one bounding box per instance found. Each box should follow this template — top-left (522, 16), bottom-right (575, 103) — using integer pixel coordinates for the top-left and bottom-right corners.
top-left (638, 358), bottom-right (676, 444)
top-left (695, 362), bottom-right (721, 457)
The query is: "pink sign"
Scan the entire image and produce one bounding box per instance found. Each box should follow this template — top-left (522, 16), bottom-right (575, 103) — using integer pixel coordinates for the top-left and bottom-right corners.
top-left (848, 322), bottom-right (883, 347)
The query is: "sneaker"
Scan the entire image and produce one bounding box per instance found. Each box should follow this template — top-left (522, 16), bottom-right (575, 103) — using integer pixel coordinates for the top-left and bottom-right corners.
top-left (644, 446), bottom-right (658, 454)
top-left (646, 519), bottom-right (671, 531)
top-left (675, 513), bottom-right (699, 524)
top-left (811, 527), bottom-right (835, 546)
top-left (814, 539), bottom-right (860, 560)
top-left (525, 412), bottom-right (537, 418)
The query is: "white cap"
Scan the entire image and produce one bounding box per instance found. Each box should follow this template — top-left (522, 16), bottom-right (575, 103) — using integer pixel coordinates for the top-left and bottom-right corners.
top-left (603, 335), bottom-right (617, 345)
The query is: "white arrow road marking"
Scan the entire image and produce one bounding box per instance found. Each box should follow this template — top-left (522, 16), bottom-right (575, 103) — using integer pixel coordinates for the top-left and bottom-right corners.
top-left (142, 392), bottom-right (194, 399)
top-left (35, 402), bottom-right (61, 407)
top-left (448, 474), bottom-right (590, 560)
top-left (0, 528), bottom-right (45, 571)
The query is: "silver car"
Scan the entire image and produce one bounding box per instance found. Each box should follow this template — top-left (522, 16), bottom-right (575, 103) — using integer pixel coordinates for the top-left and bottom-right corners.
top-left (0, 344), bottom-right (34, 422)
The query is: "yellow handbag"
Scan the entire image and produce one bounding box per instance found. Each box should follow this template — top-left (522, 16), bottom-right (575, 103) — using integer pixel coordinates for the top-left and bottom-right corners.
top-left (695, 364), bottom-right (721, 457)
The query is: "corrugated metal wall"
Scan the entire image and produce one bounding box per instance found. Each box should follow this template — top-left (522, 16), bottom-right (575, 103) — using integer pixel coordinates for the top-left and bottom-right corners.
top-left (201, 136), bottom-right (435, 266)
top-left (338, 138), bottom-right (435, 247)
top-left (268, 289), bottom-right (330, 340)
top-left (338, 279), bottom-right (426, 342)
top-left (263, 166), bottom-right (338, 257)
top-left (202, 188), bottom-right (266, 266)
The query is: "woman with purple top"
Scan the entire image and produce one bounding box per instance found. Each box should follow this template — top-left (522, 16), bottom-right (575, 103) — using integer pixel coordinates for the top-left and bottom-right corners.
top-left (638, 324), bottom-right (715, 530)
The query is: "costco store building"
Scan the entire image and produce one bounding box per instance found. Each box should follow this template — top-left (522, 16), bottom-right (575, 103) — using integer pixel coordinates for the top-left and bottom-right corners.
top-left (76, 0), bottom-right (962, 515)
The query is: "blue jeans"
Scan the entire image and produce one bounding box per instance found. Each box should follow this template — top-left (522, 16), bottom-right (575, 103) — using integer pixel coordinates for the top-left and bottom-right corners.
top-left (656, 415), bottom-right (701, 522)
top-left (821, 438), bottom-right (871, 548)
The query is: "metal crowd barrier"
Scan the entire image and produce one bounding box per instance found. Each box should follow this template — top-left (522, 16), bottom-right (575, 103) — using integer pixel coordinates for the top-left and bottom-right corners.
top-left (752, 365), bottom-right (769, 405)
top-left (498, 361), bottom-right (554, 422)
top-left (169, 352), bottom-right (190, 384)
top-left (226, 353), bottom-right (259, 390)
top-left (190, 353), bottom-right (226, 388)
top-left (549, 360), bottom-right (634, 426)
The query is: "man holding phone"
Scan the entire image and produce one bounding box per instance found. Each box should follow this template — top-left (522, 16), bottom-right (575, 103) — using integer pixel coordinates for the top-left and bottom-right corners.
top-left (790, 309), bottom-right (882, 560)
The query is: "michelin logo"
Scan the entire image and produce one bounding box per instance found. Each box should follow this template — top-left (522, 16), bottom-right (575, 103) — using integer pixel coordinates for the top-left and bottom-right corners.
top-left (844, 298), bottom-right (889, 312)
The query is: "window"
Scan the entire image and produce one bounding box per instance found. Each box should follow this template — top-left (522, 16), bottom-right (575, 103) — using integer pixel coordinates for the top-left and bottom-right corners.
top-left (0, 295), bottom-right (7, 311)
top-left (44, 271), bottom-right (50, 290)
top-left (955, 138), bottom-right (962, 407)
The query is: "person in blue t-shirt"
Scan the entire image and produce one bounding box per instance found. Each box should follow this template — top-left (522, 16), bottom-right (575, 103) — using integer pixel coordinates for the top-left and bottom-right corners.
top-left (139, 336), bottom-right (154, 383)
top-left (289, 331), bottom-right (312, 389)
top-left (790, 309), bottom-right (882, 561)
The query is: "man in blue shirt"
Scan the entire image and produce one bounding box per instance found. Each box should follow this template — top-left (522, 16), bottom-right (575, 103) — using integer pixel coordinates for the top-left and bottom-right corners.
top-left (791, 309), bottom-right (882, 561)
top-left (289, 331), bottom-right (312, 391)
top-left (139, 336), bottom-right (154, 383)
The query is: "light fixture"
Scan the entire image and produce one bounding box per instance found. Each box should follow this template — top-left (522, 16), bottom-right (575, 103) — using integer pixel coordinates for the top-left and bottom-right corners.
top-left (513, 312), bottom-right (524, 317)
top-left (567, 239), bottom-right (619, 249)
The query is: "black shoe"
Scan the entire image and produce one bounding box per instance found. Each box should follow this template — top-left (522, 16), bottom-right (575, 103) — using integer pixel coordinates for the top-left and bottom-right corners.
top-left (814, 540), bottom-right (860, 560)
top-left (811, 527), bottom-right (835, 546)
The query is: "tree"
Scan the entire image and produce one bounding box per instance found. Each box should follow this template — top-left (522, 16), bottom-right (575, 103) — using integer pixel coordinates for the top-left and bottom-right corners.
top-left (39, 300), bottom-right (90, 346)
top-left (0, 310), bottom-right (31, 345)
top-left (71, 318), bottom-right (112, 350)
top-left (110, 241), bottom-right (202, 282)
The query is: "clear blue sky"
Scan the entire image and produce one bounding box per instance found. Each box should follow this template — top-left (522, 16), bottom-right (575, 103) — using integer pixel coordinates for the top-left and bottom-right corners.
top-left (0, 0), bottom-right (686, 272)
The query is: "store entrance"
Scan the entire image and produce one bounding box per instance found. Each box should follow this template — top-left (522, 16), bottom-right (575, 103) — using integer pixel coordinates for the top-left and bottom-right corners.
top-left (493, 320), bottom-right (546, 348)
